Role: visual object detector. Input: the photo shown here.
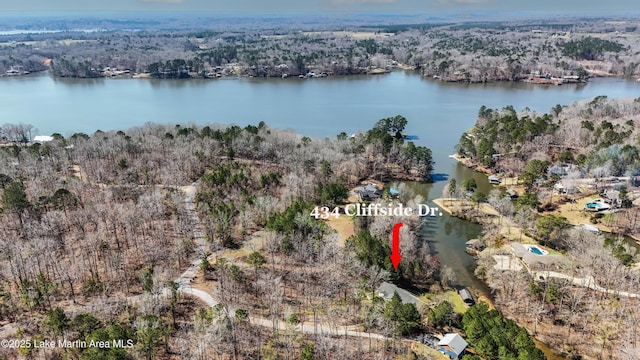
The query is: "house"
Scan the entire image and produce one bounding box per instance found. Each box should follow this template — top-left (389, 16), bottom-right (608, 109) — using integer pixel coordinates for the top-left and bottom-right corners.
top-left (33, 135), bottom-right (54, 143)
top-left (355, 183), bottom-right (382, 201)
top-left (377, 282), bottom-right (425, 306)
top-left (488, 175), bottom-right (501, 184)
top-left (438, 333), bottom-right (468, 359)
top-left (554, 181), bottom-right (578, 195)
top-left (511, 242), bottom-right (566, 271)
top-left (603, 189), bottom-right (621, 206)
top-left (549, 163), bottom-right (570, 176)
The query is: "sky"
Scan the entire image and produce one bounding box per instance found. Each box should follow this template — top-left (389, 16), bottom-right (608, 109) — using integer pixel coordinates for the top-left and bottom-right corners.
top-left (0, 0), bottom-right (637, 15)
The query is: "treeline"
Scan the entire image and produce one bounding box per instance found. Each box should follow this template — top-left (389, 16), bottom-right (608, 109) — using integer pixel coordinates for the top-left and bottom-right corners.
top-left (457, 105), bottom-right (558, 168)
top-left (4, 18), bottom-right (640, 80)
top-left (461, 303), bottom-right (545, 360)
top-left (457, 96), bottom-right (640, 178)
top-left (561, 36), bottom-right (627, 61)
top-left (365, 115), bottom-right (434, 181)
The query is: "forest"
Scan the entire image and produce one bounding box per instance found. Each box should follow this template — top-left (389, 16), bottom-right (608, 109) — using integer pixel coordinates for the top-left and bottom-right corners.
top-left (0, 116), bottom-right (496, 359)
top-left (2, 16), bottom-right (640, 81)
top-left (457, 96), bottom-right (640, 179)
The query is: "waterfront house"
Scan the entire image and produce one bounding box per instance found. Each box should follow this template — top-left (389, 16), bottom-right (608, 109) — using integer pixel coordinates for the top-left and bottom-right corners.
top-left (511, 242), bottom-right (565, 271)
top-left (465, 239), bottom-right (485, 255)
top-left (438, 333), bottom-right (468, 359)
top-left (33, 135), bottom-right (54, 143)
top-left (377, 282), bottom-right (425, 306)
top-left (355, 183), bottom-right (382, 201)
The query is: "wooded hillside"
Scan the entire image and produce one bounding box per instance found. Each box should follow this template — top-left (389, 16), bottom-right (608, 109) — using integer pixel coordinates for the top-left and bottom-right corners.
top-left (458, 96), bottom-right (640, 178)
top-left (0, 117), bottom-right (440, 359)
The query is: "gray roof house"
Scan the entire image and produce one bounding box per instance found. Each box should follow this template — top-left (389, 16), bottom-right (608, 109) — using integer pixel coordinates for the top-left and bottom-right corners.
top-left (603, 189), bottom-right (621, 206)
top-left (438, 333), bottom-right (468, 359)
top-left (511, 242), bottom-right (565, 271)
top-left (549, 163), bottom-right (570, 176)
top-left (377, 282), bottom-right (425, 306)
top-left (355, 183), bottom-right (382, 201)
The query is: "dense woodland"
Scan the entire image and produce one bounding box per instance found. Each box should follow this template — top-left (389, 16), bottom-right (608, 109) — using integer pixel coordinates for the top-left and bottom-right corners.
top-left (457, 96), bottom-right (640, 178)
top-left (0, 117), bottom-right (454, 359)
top-left (2, 17), bottom-right (640, 81)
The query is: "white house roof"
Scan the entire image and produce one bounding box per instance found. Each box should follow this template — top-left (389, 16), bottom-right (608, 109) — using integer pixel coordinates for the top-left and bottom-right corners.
top-left (438, 333), bottom-right (468, 356)
top-left (33, 135), bottom-right (53, 142)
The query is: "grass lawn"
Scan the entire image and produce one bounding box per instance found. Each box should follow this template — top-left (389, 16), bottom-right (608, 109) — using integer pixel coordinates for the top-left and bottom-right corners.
top-left (419, 290), bottom-right (468, 314)
top-left (407, 342), bottom-right (449, 360)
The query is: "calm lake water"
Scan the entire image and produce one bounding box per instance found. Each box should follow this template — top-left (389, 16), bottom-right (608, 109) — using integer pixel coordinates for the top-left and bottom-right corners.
top-left (3, 71), bottom-right (640, 291)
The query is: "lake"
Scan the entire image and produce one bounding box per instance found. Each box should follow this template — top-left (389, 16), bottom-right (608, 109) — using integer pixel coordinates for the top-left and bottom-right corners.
top-left (3, 71), bottom-right (640, 292)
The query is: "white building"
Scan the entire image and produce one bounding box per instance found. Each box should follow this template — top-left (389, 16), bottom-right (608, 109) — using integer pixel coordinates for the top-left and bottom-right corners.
top-left (33, 135), bottom-right (54, 143)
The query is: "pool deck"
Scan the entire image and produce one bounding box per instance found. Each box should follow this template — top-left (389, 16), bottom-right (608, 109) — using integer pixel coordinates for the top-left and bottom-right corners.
top-left (504, 243), bottom-right (640, 298)
top-left (525, 244), bottom-right (549, 256)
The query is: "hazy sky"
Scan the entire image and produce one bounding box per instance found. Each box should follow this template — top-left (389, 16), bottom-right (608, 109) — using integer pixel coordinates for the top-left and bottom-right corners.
top-left (1, 0), bottom-right (636, 14)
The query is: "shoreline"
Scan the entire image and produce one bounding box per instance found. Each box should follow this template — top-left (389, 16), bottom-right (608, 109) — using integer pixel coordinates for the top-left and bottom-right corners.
top-left (5, 68), bottom-right (632, 85)
top-left (449, 154), bottom-right (640, 244)
top-left (433, 197), bottom-right (568, 360)
top-left (448, 153), bottom-right (492, 175)
top-left (432, 198), bottom-right (566, 360)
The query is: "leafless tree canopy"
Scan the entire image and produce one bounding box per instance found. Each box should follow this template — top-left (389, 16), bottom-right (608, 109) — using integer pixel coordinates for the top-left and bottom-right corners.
top-left (3, 17), bottom-right (640, 80)
top-left (0, 120), bottom-right (439, 359)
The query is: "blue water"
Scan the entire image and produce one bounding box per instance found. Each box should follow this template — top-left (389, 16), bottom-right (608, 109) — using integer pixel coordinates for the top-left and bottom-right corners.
top-left (529, 246), bottom-right (544, 255)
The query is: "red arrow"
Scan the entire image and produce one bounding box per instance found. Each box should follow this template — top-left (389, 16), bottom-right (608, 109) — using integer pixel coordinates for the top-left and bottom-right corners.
top-left (390, 222), bottom-right (403, 270)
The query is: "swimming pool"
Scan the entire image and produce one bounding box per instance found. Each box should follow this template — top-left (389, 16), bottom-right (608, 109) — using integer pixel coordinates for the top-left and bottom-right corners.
top-left (585, 201), bottom-right (610, 211)
top-left (527, 245), bottom-right (548, 256)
